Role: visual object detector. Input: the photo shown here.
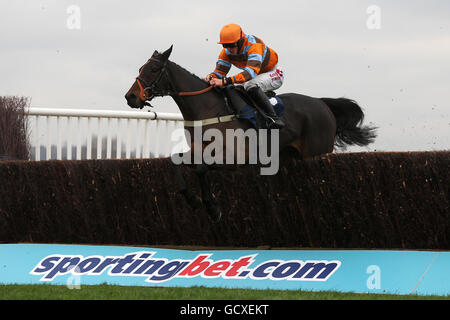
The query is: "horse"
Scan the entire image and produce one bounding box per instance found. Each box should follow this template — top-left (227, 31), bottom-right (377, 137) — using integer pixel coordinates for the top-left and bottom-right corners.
top-left (125, 45), bottom-right (377, 220)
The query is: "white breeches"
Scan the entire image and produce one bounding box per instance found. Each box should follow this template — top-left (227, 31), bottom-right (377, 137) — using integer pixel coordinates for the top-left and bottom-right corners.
top-left (242, 66), bottom-right (285, 92)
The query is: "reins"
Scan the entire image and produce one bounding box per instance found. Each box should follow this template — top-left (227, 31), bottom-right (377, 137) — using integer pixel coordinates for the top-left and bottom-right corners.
top-left (137, 78), bottom-right (214, 100)
top-left (178, 86), bottom-right (214, 96)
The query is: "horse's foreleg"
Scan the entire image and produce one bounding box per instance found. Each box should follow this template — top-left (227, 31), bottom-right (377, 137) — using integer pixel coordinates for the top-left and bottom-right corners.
top-left (173, 162), bottom-right (203, 209)
top-left (196, 164), bottom-right (222, 222)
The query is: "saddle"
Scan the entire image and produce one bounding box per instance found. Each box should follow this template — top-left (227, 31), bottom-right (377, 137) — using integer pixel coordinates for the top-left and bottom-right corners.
top-left (222, 86), bottom-right (285, 129)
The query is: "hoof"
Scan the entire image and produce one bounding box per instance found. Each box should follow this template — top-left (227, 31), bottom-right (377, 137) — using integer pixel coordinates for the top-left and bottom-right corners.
top-left (188, 195), bottom-right (203, 210)
top-left (206, 202), bottom-right (222, 223)
top-left (181, 190), bottom-right (203, 210)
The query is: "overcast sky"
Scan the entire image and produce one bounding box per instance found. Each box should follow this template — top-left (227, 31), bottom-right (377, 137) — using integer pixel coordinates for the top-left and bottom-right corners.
top-left (1, 0), bottom-right (449, 152)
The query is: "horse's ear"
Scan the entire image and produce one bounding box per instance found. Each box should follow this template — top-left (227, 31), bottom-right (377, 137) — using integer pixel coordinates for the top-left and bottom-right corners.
top-left (161, 45), bottom-right (173, 61)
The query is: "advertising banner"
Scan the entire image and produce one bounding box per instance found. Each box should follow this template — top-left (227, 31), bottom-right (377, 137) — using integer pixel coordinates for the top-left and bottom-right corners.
top-left (0, 244), bottom-right (448, 296)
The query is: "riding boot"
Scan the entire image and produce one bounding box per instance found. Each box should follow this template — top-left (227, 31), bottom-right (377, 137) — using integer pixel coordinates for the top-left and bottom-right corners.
top-left (247, 86), bottom-right (285, 129)
top-left (223, 86), bottom-right (247, 115)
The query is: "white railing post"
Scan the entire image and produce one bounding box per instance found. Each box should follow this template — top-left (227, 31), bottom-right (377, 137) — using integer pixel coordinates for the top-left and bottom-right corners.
top-left (76, 117), bottom-right (82, 160)
top-left (154, 120), bottom-right (162, 157)
top-left (125, 119), bottom-right (131, 159)
top-left (143, 119), bottom-right (150, 158)
top-left (116, 118), bottom-right (122, 159)
top-left (46, 116), bottom-right (51, 160)
top-left (97, 118), bottom-right (102, 159)
top-left (87, 117), bottom-right (92, 160)
top-left (106, 118), bottom-right (112, 159)
top-left (35, 116), bottom-right (41, 161)
top-left (67, 117), bottom-right (72, 160)
top-left (57, 117), bottom-right (62, 160)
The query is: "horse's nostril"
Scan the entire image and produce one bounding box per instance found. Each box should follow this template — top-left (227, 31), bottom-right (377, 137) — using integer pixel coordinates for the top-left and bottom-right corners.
top-left (125, 93), bottom-right (136, 101)
top-left (125, 93), bottom-right (142, 108)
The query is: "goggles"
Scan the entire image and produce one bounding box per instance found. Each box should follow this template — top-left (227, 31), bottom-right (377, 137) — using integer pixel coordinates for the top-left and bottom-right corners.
top-left (222, 42), bottom-right (238, 48)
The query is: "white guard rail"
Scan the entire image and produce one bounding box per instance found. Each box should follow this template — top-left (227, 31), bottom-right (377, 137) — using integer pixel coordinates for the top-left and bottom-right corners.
top-left (26, 107), bottom-right (186, 161)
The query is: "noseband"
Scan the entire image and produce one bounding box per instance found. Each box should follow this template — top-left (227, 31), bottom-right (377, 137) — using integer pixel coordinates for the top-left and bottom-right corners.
top-left (136, 59), bottom-right (213, 104)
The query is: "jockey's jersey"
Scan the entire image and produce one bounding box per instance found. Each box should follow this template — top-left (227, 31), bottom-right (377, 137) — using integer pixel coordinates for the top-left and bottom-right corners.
top-left (211, 34), bottom-right (279, 84)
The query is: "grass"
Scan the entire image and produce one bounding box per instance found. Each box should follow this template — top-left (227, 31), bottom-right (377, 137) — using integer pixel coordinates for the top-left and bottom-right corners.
top-left (0, 284), bottom-right (447, 300)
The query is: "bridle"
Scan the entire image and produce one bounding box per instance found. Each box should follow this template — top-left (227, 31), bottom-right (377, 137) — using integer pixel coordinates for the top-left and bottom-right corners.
top-left (136, 58), bottom-right (213, 107)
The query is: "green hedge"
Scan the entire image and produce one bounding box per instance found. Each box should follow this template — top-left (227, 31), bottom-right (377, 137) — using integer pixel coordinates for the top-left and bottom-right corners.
top-left (0, 152), bottom-right (448, 249)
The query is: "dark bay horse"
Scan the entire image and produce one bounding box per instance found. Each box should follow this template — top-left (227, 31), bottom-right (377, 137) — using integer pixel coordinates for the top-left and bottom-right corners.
top-left (125, 46), bottom-right (377, 219)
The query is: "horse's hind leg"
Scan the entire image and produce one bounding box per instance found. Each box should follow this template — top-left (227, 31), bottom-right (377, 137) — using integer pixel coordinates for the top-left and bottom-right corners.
top-left (288, 136), bottom-right (331, 160)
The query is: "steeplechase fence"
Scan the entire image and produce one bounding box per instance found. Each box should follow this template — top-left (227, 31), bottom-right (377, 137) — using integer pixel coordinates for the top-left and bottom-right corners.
top-left (26, 107), bottom-right (187, 161)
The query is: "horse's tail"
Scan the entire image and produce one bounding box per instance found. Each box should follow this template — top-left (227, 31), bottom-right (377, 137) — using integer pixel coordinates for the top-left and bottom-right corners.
top-left (321, 97), bottom-right (377, 149)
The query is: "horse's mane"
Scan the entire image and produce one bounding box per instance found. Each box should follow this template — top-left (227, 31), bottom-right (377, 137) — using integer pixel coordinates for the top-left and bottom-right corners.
top-left (169, 60), bottom-right (208, 86)
top-left (152, 49), bottom-right (209, 86)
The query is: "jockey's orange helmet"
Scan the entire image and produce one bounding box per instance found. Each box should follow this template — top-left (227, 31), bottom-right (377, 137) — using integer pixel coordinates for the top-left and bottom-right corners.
top-left (218, 24), bottom-right (244, 44)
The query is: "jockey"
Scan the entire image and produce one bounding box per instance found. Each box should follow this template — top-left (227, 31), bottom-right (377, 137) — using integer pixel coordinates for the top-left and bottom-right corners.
top-left (205, 23), bottom-right (285, 129)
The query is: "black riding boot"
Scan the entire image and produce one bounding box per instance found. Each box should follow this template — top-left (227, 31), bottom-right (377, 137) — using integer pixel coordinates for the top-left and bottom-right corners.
top-left (223, 86), bottom-right (247, 115)
top-left (247, 86), bottom-right (285, 129)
